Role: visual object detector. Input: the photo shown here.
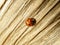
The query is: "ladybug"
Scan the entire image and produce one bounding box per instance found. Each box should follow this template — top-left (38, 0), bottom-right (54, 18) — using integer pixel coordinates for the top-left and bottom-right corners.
top-left (25, 18), bottom-right (36, 26)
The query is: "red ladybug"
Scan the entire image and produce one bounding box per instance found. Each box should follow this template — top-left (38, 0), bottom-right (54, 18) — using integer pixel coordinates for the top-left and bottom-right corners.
top-left (25, 18), bottom-right (36, 26)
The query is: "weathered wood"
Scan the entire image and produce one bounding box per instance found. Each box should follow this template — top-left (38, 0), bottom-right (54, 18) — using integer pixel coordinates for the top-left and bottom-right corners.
top-left (0, 0), bottom-right (60, 45)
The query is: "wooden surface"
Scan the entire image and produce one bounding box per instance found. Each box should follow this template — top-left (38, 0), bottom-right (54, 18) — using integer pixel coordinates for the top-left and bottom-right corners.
top-left (0, 0), bottom-right (60, 45)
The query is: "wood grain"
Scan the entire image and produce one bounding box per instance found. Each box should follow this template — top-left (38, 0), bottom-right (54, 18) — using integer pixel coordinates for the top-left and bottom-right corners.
top-left (0, 0), bottom-right (60, 45)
